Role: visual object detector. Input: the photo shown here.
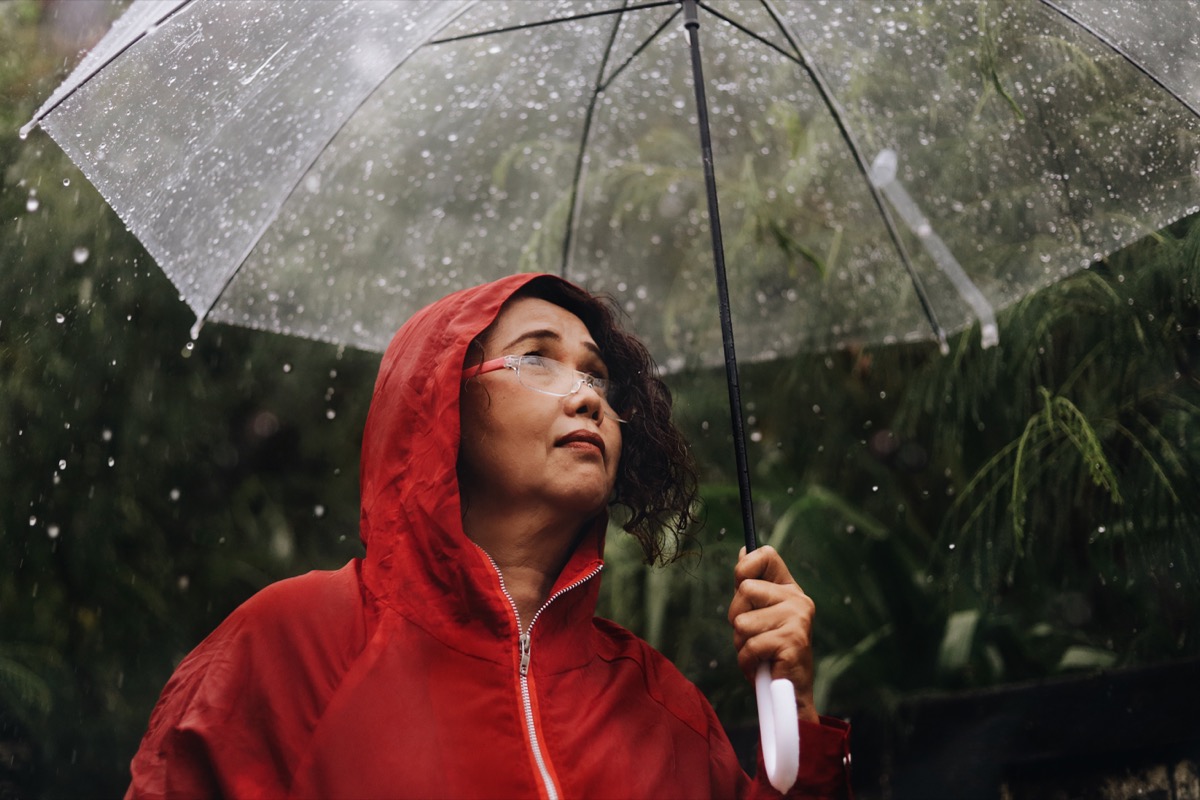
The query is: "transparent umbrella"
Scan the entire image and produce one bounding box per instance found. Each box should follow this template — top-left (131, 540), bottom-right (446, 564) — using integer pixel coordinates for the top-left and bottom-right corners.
top-left (21, 0), bottom-right (1200, 789)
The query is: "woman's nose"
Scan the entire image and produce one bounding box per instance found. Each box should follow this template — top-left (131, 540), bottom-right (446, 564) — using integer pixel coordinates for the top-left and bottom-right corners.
top-left (566, 379), bottom-right (605, 421)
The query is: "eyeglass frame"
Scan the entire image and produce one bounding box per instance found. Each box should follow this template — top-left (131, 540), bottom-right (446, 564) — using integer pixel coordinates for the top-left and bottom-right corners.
top-left (462, 354), bottom-right (627, 423)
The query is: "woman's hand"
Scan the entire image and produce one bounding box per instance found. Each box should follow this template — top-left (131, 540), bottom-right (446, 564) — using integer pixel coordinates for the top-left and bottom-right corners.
top-left (728, 545), bottom-right (819, 724)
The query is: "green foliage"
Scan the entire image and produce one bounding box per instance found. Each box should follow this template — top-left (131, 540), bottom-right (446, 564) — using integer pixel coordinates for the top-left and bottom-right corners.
top-left (600, 214), bottom-right (1200, 728)
top-left (5, 1), bottom-right (1200, 796)
top-left (1, 8), bottom-right (376, 796)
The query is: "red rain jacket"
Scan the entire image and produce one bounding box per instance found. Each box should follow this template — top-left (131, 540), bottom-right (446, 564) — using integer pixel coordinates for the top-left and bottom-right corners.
top-left (126, 274), bottom-right (852, 799)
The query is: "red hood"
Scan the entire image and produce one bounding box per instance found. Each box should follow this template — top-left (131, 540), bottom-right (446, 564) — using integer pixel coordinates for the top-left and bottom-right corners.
top-left (359, 273), bottom-right (605, 658)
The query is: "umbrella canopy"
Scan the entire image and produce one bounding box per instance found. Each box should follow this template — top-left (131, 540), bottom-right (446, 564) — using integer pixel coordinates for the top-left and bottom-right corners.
top-left (22, 0), bottom-right (1200, 371)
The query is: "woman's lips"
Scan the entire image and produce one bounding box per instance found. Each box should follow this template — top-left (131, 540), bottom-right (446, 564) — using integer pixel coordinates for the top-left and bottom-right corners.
top-left (556, 430), bottom-right (605, 456)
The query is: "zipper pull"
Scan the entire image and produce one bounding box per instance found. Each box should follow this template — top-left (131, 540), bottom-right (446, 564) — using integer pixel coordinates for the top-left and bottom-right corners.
top-left (519, 633), bottom-right (531, 677)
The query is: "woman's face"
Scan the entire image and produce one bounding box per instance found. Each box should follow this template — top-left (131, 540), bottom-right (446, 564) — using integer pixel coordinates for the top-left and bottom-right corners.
top-left (458, 296), bottom-right (623, 520)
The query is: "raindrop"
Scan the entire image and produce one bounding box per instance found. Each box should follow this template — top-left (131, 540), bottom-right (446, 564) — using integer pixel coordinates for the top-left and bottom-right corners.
top-left (25, 195), bottom-right (39, 212)
top-left (72, 247), bottom-right (89, 264)
top-left (102, 428), bottom-right (112, 442)
top-left (62, 178), bottom-right (70, 186)
top-left (282, 363), bottom-right (292, 373)
top-left (107, 457), bottom-right (115, 467)
top-left (55, 313), bottom-right (65, 324)
top-left (314, 505), bottom-right (325, 518)
top-left (325, 409), bottom-right (336, 420)
top-left (178, 575), bottom-right (190, 591)
top-left (948, 543), bottom-right (956, 550)
top-left (58, 459), bottom-right (66, 470)
top-left (28, 516), bottom-right (36, 526)
top-left (47, 525), bottom-right (60, 539)
top-left (169, 488), bottom-right (181, 502)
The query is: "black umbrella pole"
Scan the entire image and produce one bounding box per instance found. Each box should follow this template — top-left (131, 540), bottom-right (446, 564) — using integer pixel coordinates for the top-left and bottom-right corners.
top-left (682, 1), bottom-right (758, 553)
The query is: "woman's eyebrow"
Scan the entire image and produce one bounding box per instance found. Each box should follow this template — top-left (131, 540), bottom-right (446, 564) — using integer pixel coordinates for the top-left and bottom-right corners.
top-left (501, 329), bottom-right (604, 360)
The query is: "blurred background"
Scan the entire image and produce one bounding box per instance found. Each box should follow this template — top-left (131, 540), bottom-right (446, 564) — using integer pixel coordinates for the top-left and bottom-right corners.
top-left (3, 1), bottom-right (1199, 797)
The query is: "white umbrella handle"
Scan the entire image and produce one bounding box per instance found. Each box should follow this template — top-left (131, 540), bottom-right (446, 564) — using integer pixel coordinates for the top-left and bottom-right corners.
top-left (755, 662), bottom-right (800, 793)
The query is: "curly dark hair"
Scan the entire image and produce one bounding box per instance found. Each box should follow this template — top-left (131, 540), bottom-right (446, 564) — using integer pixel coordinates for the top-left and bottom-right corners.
top-left (469, 277), bottom-right (700, 565)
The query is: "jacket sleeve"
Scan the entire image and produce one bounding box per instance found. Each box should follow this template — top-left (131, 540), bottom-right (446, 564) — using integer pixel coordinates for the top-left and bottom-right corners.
top-left (707, 704), bottom-right (853, 800)
top-left (776, 716), bottom-right (853, 800)
top-left (124, 564), bottom-right (366, 800)
top-left (123, 611), bottom-right (282, 800)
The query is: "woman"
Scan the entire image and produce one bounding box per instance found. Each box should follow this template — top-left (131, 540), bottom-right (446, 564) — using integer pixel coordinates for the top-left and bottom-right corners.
top-left (126, 274), bottom-right (851, 799)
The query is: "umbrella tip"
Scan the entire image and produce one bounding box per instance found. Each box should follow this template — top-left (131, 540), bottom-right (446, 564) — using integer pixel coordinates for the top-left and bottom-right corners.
top-left (937, 332), bottom-right (950, 357)
top-left (980, 323), bottom-right (999, 349)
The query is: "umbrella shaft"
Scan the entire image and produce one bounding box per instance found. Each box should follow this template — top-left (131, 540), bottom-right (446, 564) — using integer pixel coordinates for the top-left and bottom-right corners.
top-left (683, 0), bottom-right (758, 553)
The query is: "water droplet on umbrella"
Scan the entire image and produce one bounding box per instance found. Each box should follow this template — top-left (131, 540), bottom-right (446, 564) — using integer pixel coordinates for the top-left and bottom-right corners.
top-left (73, 247), bottom-right (90, 263)
top-left (55, 313), bottom-right (65, 323)
top-left (62, 178), bottom-right (71, 187)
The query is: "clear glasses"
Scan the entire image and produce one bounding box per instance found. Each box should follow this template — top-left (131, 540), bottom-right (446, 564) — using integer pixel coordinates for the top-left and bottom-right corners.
top-left (463, 354), bottom-right (626, 423)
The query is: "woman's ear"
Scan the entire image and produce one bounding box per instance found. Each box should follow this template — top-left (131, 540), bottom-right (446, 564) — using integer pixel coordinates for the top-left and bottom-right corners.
top-left (462, 337), bottom-right (486, 370)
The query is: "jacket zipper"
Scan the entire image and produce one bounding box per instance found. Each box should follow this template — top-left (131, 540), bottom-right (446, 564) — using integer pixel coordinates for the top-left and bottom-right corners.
top-left (482, 549), bottom-right (602, 800)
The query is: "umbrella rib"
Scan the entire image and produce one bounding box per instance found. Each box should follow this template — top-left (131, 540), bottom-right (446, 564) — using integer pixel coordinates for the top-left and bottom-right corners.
top-left (427, 1), bottom-right (676, 46)
top-left (1037, 0), bottom-right (1200, 121)
top-left (750, 0), bottom-right (950, 349)
top-left (694, 4), bottom-right (801, 65)
top-left (21, 0), bottom-right (196, 137)
top-left (560, 3), bottom-right (629, 277)
top-left (560, 5), bottom-right (681, 276)
top-left (191, 0), bottom-right (483, 338)
top-left (595, 8), bottom-right (681, 93)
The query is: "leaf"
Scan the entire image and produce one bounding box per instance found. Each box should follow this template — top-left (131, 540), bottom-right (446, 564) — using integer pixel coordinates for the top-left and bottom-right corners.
top-left (1056, 645), bottom-right (1118, 672)
top-left (937, 609), bottom-right (981, 675)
